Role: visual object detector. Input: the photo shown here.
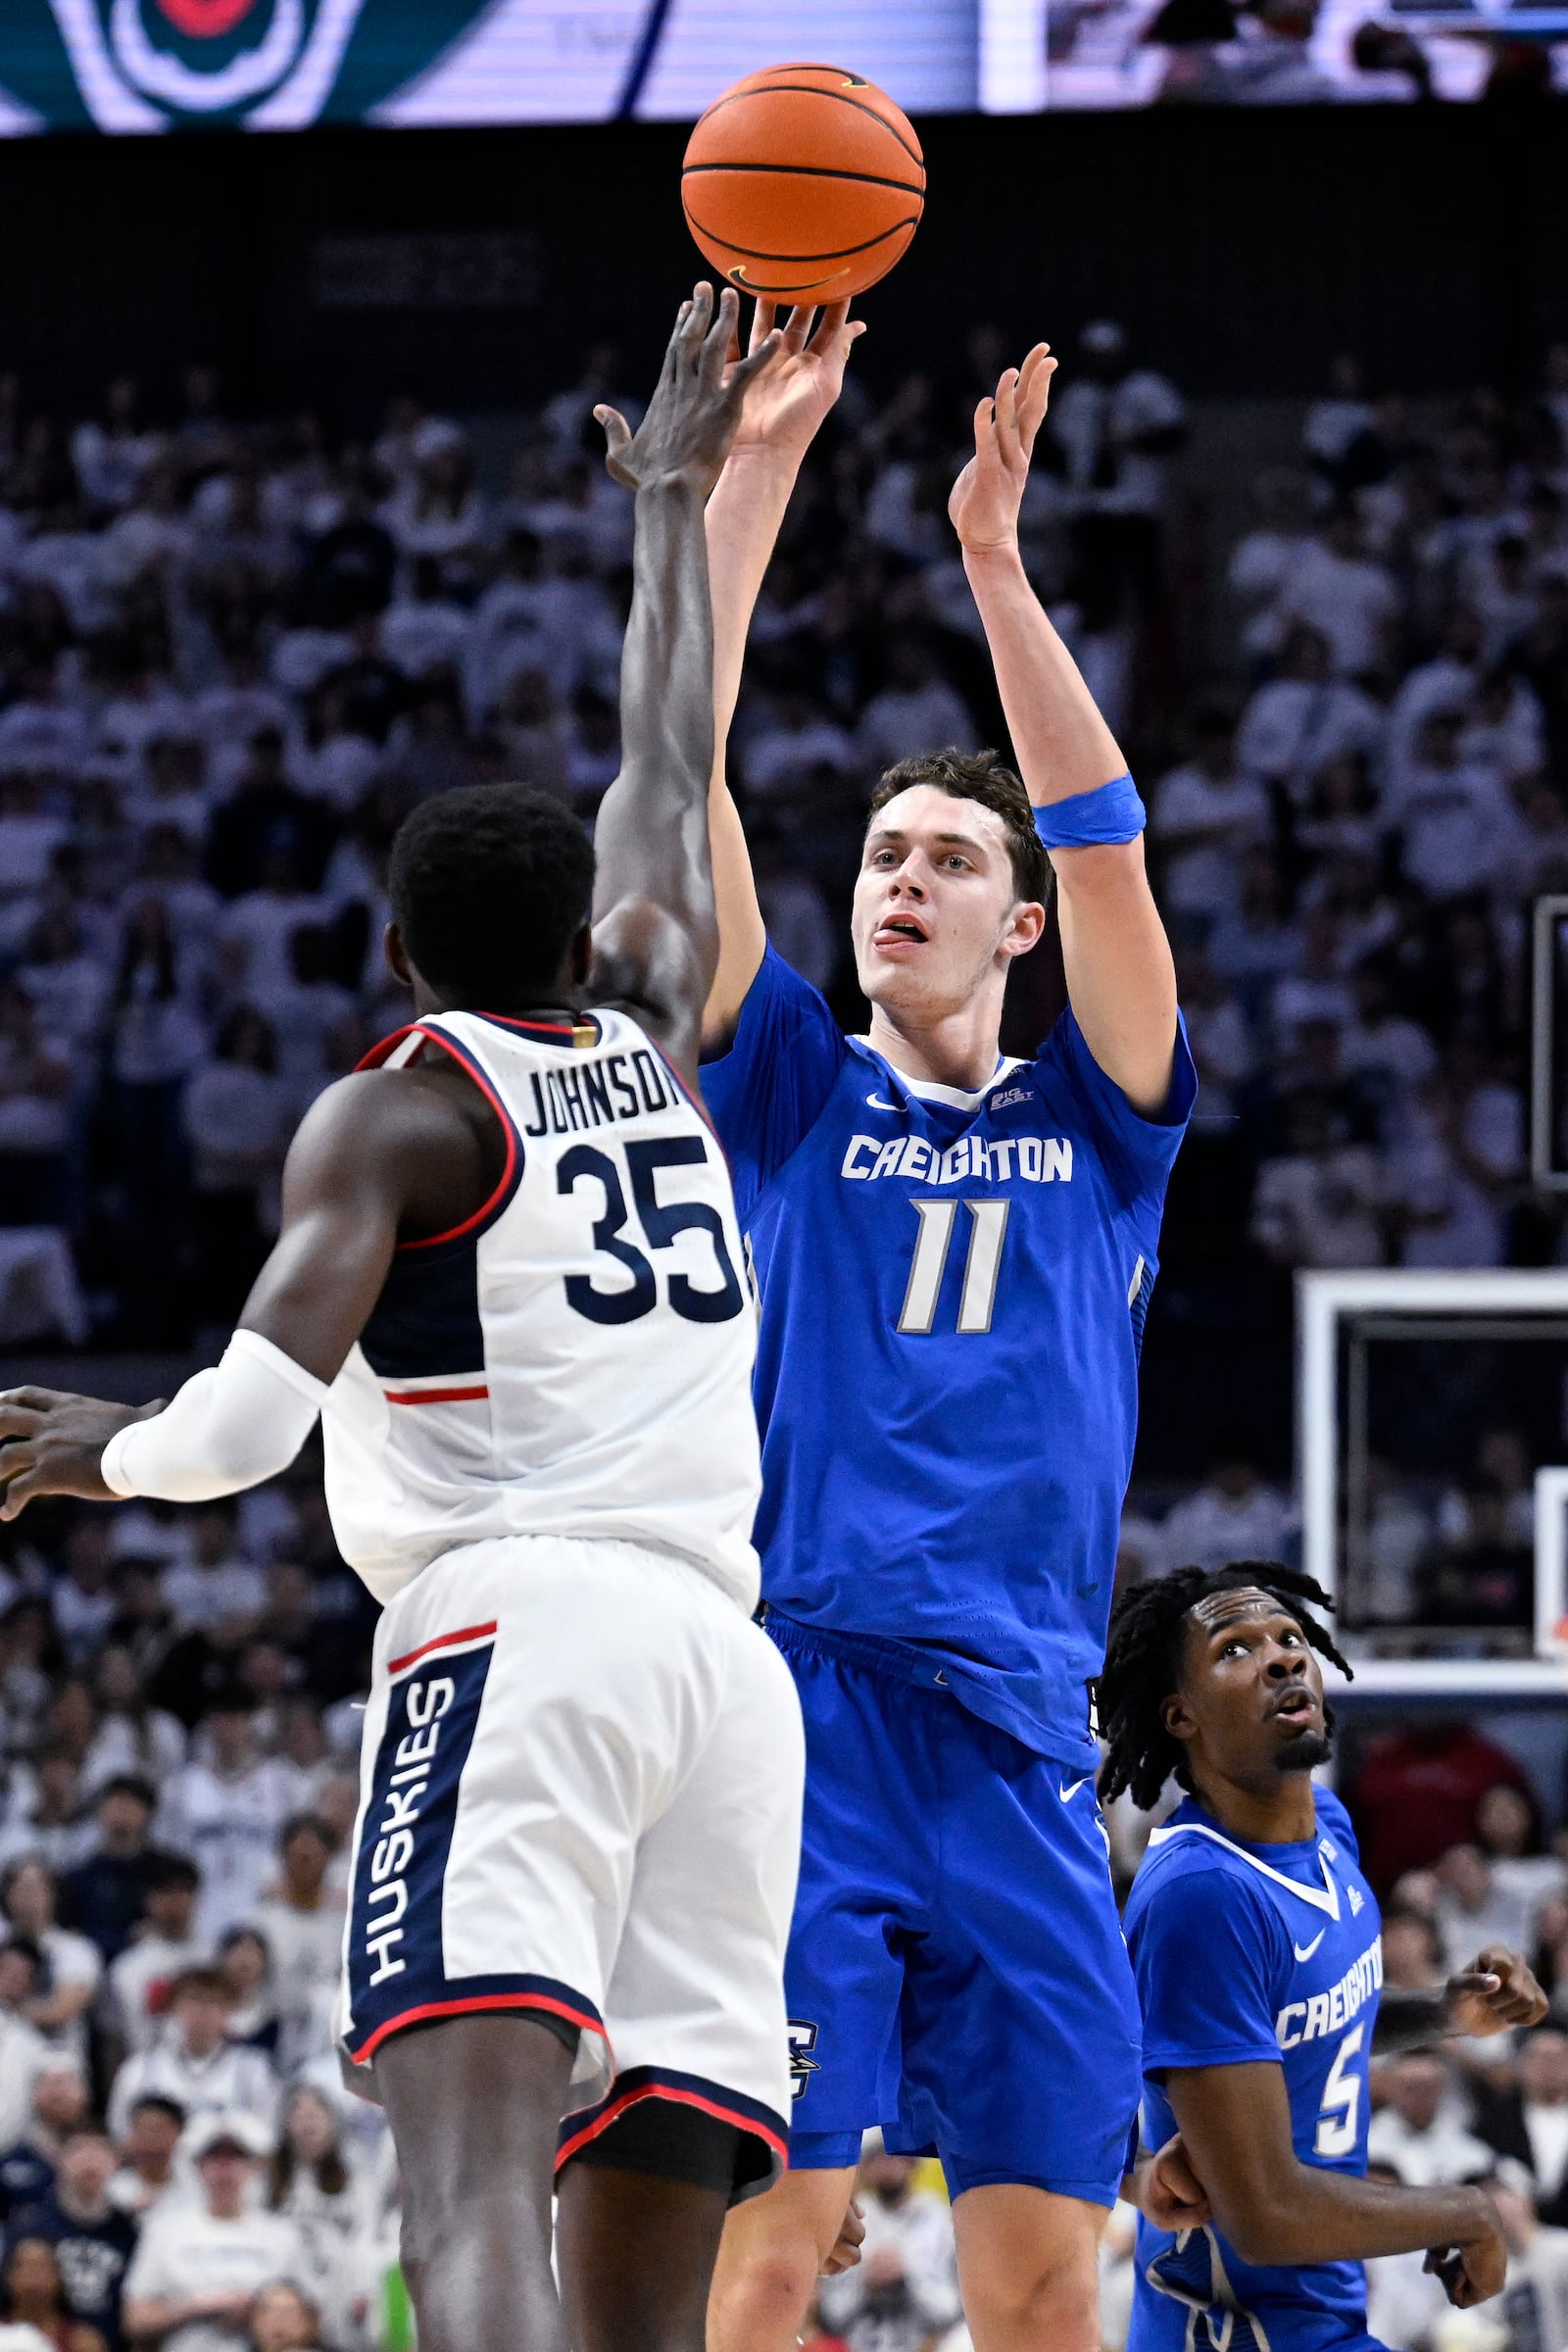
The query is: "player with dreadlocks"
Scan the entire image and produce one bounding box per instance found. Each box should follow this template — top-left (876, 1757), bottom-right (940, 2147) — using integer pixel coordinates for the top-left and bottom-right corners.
top-left (1099, 1562), bottom-right (1546, 2352)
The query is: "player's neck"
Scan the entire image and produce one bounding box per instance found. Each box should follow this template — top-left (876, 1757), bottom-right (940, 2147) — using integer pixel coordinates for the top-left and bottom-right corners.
top-left (1193, 1772), bottom-right (1318, 1847)
top-left (864, 998), bottom-right (1005, 1094)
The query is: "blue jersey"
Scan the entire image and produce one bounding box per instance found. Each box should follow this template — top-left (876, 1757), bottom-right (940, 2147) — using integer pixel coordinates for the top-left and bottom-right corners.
top-left (702, 944), bottom-right (1194, 1765)
top-left (1124, 1790), bottom-right (1385, 2352)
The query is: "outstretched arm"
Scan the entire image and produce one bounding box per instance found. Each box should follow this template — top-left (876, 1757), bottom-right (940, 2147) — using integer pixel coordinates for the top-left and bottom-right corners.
top-left (589, 284), bottom-right (780, 1090)
top-left (951, 349), bottom-right (1178, 1114)
top-left (701, 301), bottom-right (865, 1045)
top-left (1166, 2062), bottom-right (1505, 2307)
top-left (1374, 1943), bottom-right (1546, 2053)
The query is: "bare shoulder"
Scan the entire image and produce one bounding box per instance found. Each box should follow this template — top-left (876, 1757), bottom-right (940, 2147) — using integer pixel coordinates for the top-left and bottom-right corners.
top-left (284, 1066), bottom-right (492, 1200)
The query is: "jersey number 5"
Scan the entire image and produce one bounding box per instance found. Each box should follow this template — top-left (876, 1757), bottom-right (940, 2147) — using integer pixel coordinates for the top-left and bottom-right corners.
top-left (559, 1139), bottom-right (745, 1326)
top-left (899, 1198), bottom-right (1011, 1336)
top-left (1313, 2023), bottom-right (1363, 2159)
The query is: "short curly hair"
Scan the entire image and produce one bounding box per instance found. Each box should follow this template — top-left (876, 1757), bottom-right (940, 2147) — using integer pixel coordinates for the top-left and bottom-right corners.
top-left (388, 782), bottom-right (595, 1009)
top-left (868, 748), bottom-right (1050, 905)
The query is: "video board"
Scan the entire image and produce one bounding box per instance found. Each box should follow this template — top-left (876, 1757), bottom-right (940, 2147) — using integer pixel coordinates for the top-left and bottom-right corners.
top-left (0, 0), bottom-right (1561, 130)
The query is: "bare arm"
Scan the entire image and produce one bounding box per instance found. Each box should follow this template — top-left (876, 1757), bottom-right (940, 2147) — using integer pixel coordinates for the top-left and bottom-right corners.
top-left (587, 285), bottom-right (779, 1090)
top-left (0, 1066), bottom-right (484, 1511)
top-left (1375, 1943), bottom-right (1546, 2054)
top-left (1166, 2061), bottom-right (1504, 2302)
top-left (951, 349), bottom-right (1179, 1115)
top-left (700, 301), bottom-right (865, 1045)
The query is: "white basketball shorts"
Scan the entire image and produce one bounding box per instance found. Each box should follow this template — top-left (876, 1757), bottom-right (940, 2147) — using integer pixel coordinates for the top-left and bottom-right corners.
top-left (337, 1532), bottom-right (804, 2193)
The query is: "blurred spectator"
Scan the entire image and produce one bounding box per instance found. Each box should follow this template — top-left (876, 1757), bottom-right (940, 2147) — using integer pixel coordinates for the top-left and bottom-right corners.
top-left (1155, 1444), bottom-right (1295, 1574)
top-left (1349, 1727), bottom-right (1534, 1890)
top-left (1477, 2025), bottom-right (1568, 2226)
top-left (0, 1865), bottom-right (100, 2061)
top-left (106, 2101), bottom-right (182, 2223)
top-left (243, 2285), bottom-right (322, 2352)
top-left (10, 2129), bottom-right (137, 2351)
top-left (815, 2143), bottom-right (960, 2352)
top-left (0, 2235), bottom-right (100, 2352)
top-left (102, 1859), bottom-right (205, 2063)
top-left (1365, 2050), bottom-right (1493, 2183)
top-left (0, 2061), bottom-right (89, 2222)
top-left (122, 2113), bottom-right (307, 2352)
top-left (248, 1822), bottom-right (342, 2078)
top-left (106, 1971), bottom-right (272, 2140)
top-left (162, 1699), bottom-right (297, 1945)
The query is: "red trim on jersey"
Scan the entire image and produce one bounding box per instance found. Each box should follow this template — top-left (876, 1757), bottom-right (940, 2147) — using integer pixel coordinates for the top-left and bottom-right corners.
top-left (556, 2082), bottom-right (790, 2172)
top-left (384, 1384), bottom-right (489, 1405)
top-left (353, 1988), bottom-right (607, 2065)
top-left (387, 1620), bottom-right (498, 1675)
top-left (398, 1025), bottom-right (521, 1252)
top-left (472, 1010), bottom-right (599, 1048)
top-left (355, 1025), bottom-right (420, 1072)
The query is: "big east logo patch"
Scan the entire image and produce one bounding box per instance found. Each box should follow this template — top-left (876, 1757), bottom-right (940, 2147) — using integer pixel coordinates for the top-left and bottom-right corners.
top-left (21, 0), bottom-right (493, 129)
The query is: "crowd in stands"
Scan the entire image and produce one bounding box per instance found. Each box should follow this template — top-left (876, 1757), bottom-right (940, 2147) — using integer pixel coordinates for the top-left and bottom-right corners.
top-left (0, 321), bottom-right (1564, 2347)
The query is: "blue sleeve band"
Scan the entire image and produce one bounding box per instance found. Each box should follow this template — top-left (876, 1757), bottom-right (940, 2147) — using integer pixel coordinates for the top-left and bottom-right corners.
top-left (1033, 773), bottom-right (1147, 848)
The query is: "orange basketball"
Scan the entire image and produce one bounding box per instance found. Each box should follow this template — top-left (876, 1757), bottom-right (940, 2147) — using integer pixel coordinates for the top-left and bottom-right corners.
top-left (681, 63), bottom-right (924, 304)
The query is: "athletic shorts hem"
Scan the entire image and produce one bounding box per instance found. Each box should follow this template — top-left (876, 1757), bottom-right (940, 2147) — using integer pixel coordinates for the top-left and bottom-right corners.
top-left (344, 1971), bottom-right (608, 2069)
top-left (788, 2128), bottom-right (866, 2170)
top-left (556, 2065), bottom-right (790, 2205)
top-left (941, 2162), bottom-right (1123, 2207)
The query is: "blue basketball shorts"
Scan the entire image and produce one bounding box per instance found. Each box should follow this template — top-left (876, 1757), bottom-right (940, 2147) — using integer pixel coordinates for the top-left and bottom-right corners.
top-left (767, 1614), bottom-right (1142, 2205)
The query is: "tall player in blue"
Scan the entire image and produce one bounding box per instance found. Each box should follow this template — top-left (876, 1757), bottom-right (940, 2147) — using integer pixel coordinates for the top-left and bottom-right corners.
top-left (693, 306), bottom-right (1194, 2352)
top-left (1100, 1562), bottom-right (1546, 2351)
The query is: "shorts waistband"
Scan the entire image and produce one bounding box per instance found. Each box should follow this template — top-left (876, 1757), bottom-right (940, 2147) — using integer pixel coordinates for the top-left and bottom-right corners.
top-left (760, 1608), bottom-right (957, 1692)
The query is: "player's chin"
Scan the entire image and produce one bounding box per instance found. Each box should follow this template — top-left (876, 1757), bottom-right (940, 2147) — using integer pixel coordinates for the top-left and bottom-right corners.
top-left (1272, 1724), bottom-right (1333, 1776)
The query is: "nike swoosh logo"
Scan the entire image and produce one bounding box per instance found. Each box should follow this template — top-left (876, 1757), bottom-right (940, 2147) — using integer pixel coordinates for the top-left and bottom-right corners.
top-left (865, 1094), bottom-right (899, 1111)
top-left (1059, 1777), bottom-right (1091, 1802)
top-left (1294, 1931), bottom-right (1326, 1963)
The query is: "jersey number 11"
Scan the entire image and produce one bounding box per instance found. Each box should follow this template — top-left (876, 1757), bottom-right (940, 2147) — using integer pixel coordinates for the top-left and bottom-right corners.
top-left (898, 1199), bottom-right (1011, 1337)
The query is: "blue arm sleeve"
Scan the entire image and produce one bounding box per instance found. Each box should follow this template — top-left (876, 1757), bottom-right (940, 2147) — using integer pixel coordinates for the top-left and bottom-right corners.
top-left (1131, 1867), bottom-right (1286, 2075)
top-left (700, 946), bottom-right (849, 1222)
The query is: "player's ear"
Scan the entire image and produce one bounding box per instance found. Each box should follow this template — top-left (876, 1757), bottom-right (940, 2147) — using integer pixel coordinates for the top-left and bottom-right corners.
top-left (1161, 1690), bottom-right (1197, 1748)
top-left (1001, 899), bottom-right (1047, 961)
top-left (384, 923), bottom-right (414, 988)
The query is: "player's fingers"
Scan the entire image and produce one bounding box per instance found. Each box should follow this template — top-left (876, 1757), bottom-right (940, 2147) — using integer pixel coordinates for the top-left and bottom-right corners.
top-left (780, 303), bottom-right (814, 355)
top-left (1018, 354), bottom-right (1057, 455)
top-left (994, 368), bottom-right (1022, 468)
top-left (727, 329), bottom-right (785, 397)
top-left (0, 1407), bottom-right (41, 1445)
top-left (679, 284), bottom-right (713, 366)
top-left (748, 298), bottom-right (779, 355)
top-left (972, 395), bottom-right (996, 457)
top-left (592, 407), bottom-right (636, 486)
top-left (702, 286), bottom-right (740, 381)
top-left (811, 299), bottom-right (852, 350)
top-left (0, 1387), bottom-right (69, 1411)
top-left (0, 1462), bottom-right (43, 1521)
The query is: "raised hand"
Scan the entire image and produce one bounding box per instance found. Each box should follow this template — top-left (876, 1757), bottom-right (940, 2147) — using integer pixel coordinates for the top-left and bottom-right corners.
top-left (949, 342), bottom-right (1057, 557)
top-left (723, 298), bottom-right (865, 470)
top-left (1444, 1944), bottom-right (1548, 2038)
top-left (594, 283), bottom-right (781, 501)
top-left (1424, 2202), bottom-right (1507, 2309)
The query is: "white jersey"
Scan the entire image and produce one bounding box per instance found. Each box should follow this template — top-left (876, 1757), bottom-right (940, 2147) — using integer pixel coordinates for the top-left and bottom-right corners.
top-left (320, 1007), bottom-right (760, 1610)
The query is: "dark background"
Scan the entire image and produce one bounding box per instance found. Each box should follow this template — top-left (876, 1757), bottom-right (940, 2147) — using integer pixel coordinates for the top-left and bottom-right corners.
top-left (0, 101), bottom-right (1565, 417)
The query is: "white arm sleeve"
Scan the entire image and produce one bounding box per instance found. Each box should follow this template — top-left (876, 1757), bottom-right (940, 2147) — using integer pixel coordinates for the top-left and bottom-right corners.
top-left (100, 1329), bottom-right (328, 1504)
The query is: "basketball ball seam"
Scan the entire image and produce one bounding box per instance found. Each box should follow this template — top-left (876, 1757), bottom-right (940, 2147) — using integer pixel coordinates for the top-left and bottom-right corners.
top-left (679, 209), bottom-right (921, 267)
top-left (692, 85), bottom-right (925, 173)
top-left (682, 161), bottom-right (924, 198)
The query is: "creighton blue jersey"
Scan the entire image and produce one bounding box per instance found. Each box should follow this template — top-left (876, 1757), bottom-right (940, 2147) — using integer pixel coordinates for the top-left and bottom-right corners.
top-left (702, 945), bottom-right (1195, 1766)
top-left (1125, 1790), bottom-right (1386, 2352)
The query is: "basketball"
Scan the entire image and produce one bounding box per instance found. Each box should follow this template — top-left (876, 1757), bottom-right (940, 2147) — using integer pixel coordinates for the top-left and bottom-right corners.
top-left (681, 63), bottom-right (924, 305)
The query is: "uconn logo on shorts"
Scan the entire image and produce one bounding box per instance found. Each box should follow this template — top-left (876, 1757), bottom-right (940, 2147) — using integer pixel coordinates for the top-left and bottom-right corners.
top-left (347, 1627), bottom-right (495, 2040)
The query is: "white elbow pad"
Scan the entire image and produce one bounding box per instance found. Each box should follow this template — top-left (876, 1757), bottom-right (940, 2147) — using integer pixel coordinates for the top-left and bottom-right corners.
top-left (100, 1330), bottom-right (327, 1503)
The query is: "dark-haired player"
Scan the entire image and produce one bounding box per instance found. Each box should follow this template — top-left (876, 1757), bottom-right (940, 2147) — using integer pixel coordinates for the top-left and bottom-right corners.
top-left (0, 285), bottom-right (803, 2352)
top-left (1098, 1562), bottom-right (1546, 2351)
top-left (696, 313), bottom-right (1193, 2352)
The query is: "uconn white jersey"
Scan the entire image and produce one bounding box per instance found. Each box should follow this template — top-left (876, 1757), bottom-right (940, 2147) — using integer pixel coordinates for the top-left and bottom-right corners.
top-left (320, 1007), bottom-right (761, 1611)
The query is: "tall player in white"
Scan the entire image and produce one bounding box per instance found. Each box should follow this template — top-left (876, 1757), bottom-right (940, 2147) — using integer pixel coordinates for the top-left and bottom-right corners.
top-left (0, 287), bottom-right (807, 2352)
